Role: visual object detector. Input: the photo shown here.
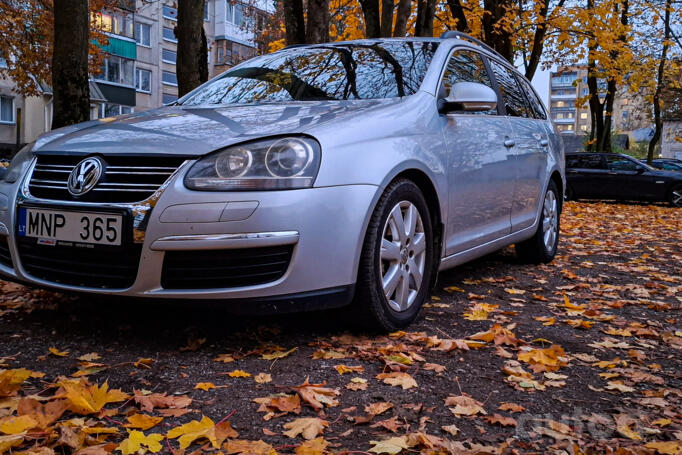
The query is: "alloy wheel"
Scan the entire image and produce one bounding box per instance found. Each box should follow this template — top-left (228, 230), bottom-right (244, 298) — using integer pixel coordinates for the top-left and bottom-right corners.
top-left (542, 190), bottom-right (558, 252)
top-left (380, 201), bottom-right (427, 312)
top-left (672, 189), bottom-right (682, 207)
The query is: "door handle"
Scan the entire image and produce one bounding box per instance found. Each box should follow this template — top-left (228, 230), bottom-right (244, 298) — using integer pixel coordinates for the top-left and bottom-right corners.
top-left (539, 139), bottom-right (549, 147)
top-left (504, 139), bottom-right (515, 148)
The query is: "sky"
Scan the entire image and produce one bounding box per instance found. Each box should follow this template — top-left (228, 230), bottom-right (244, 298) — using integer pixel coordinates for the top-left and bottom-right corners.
top-left (531, 67), bottom-right (551, 107)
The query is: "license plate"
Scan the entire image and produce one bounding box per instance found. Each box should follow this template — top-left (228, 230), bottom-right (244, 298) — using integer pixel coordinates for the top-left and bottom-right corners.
top-left (18, 208), bottom-right (123, 246)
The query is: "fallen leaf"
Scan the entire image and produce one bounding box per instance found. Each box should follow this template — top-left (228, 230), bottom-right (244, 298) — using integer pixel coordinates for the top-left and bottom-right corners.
top-left (48, 347), bottom-right (69, 357)
top-left (123, 414), bottom-right (163, 431)
top-left (261, 347), bottom-right (297, 361)
top-left (254, 373), bottom-right (272, 384)
top-left (282, 418), bottom-right (328, 440)
top-left (59, 379), bottom-right (129, 415)
top-left (195, 382), bottom-right (216, 391)
top-left (296, 437), bottom-right (329, 455)
top-left (166, 415), bottom-right (238, 449)
top-left (376, 372), bottom-right (417, 390)
top-left (116, 430), bottom-right (163, 455)
top-left (227, 370), bottom-right (251, 378)
top-left (224, 440), bottom-right (277, 455)
top-left (369, 436), bottom-right (409, 454)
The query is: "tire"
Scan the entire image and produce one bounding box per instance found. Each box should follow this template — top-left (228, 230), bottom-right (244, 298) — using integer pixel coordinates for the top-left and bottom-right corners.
top-left (516, 180), bottom-right (561, 264)
top-left (351, 179), bottom-right (435, 331)
top-left (669, 185), bottom-right (682, 207)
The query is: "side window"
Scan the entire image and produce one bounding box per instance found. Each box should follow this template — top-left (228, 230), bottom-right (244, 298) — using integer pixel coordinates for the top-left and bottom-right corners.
top-left (605, 156), bottom-right (641, 171)
top-left (517, 75), bottom-right (547, 119)
top-left (488, 59), bottom-right (532, 118)
top-left (566, 154), bottom-right (605, 170)
top-left (441, 50), bottom-right (497, 115)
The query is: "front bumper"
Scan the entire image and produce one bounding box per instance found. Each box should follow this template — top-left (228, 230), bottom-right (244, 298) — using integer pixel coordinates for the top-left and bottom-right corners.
top-left (0, 167), bottom-right (379, 303)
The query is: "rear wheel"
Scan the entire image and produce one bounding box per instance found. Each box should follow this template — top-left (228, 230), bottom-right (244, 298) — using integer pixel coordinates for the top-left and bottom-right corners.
top-left (351, 179), bottom-right (434, 331)
top-left (516, 180), bottom-right (560, 264)
top-left (669, 185), bottom-right (682, 207)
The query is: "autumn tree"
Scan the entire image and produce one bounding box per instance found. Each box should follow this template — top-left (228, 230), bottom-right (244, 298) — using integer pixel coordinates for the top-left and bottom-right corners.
top-left (281, 0), bottom-right (331, 45)
top-left (0, 0), bottom-right (114, 122)
top-left (176, 0), bottom-right (208, 97)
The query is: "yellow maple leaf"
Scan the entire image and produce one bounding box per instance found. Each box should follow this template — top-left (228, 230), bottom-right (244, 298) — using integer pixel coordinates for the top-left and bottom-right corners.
top-left (283, 418), bottom-right (328, 440)
top-left (334, 365), bottom-right (364, 375)
top-left (518, 345), bottom-right (568, 372)
top-left (224, 439), bottom-right (277, 455)
top-left (369, 436), bottom-right (409, 454)
top-left (124, 414), bottom-right (163, 431)
top-left (0, 415), bottom-right (37, 434)
top-left (0, 434), bottom-right (24, 453)
top-left (166, 415), bottom-right (238, 449)
top-left (194, 382), bottom-right (216, 391)
top-left (214, 354), bottom-right (235, 363)
top-left (48, 347), bottom-right (69, 357)
top-left (296, 437), bottom-right (329, 455)
top-left (261, 347), bottom-right (297, 360)
top-left (0, 369), bottom-right (41, 397)
top-left (254, 373), bottom-right (272, 384)
top-left (59, 379), bottom-right (129, 415)
top-left (117, 430), bottom-right (163, 455)
top-left (645, 441), bottom-right (682, 454)
top-left (376, 372), bottom-right (417, 390)
top-left (227, 370), bottom-right (251, 378)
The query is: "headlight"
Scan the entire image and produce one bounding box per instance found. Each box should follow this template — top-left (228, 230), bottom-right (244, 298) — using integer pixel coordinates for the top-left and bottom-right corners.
top-left (185, 137), bottom-right (321, 191)
top-left (3, 142), bottom-right (35, 184)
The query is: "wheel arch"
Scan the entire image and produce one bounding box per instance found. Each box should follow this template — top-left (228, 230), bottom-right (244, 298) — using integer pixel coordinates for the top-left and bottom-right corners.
top-left (550, 170), bottom-right (564, 212)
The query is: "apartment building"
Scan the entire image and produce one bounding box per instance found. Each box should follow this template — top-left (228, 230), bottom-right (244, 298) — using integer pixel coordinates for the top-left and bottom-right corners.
top-left (0, 0), bottom-right (269, 152)
top-left (134, 0), bottom-right (270, 111)
top-left (549, 65), bottom-right (650, 135)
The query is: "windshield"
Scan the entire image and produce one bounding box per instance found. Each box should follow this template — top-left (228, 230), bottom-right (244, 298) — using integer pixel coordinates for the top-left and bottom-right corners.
top-left (181, 41), bottom-right (439, 106)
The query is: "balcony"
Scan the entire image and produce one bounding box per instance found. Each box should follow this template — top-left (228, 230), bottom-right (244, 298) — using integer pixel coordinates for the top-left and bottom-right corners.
top-left (552, 118), bottom-right (575, 124)
top-left (550, 93), bottom-right (577, 100)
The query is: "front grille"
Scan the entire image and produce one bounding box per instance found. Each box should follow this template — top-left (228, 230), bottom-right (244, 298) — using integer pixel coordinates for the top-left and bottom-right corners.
top-left (0, 237), bottom-right (12, 268)
top-left (28, 155), bottom-right (188, 203)
top-left (161, 245), bottom-right (294, 290)
top-left (17, 239), bottom-right (142, 289)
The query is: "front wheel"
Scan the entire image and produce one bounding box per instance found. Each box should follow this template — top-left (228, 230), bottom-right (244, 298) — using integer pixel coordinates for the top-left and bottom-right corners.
top-left (516, 181), bottom-right (561, 264)
top-left (351, 179), bottom-right (434, 331)
top-left (669, 185), bottom-right (682, 207)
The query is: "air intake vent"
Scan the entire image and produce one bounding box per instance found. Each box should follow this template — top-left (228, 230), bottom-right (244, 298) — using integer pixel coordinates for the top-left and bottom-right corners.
top-left (28, 155), bottom-right (188, 203)
top-left (161, 245), bottom-right (294, 290)
top-left (17, 239), bottom-right (142, 289)
top-left (0, 236), bottom-right (12, 268)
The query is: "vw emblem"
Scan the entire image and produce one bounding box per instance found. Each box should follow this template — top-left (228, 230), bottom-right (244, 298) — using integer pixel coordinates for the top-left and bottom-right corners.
top-left (68, 157), bottom-right (104, 196)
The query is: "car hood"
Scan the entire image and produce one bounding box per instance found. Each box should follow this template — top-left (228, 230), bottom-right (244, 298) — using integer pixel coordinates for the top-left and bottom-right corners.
top-left (33, 99), bottom-right (401, 156)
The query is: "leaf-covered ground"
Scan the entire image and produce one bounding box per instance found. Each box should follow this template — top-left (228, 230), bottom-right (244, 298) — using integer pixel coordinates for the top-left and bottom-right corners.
top-left (0, 201), bottom-right (680, 455)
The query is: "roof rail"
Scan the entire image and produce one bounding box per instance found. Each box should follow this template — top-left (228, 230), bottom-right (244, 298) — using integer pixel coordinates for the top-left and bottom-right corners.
top-left (439, 31), bottom-right (497, 56)
top-left (283, 43), bottom-right (310, 49)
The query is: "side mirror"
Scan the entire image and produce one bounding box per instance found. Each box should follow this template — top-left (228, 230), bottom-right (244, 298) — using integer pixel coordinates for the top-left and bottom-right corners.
top-left (439, 82), bottom-right (498, 113)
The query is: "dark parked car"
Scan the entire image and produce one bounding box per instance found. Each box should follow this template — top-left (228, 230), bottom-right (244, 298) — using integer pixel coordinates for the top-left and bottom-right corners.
top-left (651, 158), bottom-right (682, 172)
top-left (565, 153), bottom-right (682, 206)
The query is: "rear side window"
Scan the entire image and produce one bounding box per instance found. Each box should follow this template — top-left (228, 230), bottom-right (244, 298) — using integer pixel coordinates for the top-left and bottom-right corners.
top-left (488, 59), bottom-right (532, 118)
top-left (441, 50), bottom-right (496, 115)
top-left (516, 75), bottom-right (547, 119)
top-left (605, 155), bottom-right (641, 171)
top-left (566, 154), bottom-right (605, 170)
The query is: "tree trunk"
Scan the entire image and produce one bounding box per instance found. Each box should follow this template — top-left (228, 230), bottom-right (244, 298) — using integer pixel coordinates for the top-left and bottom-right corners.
top-left (176, 0), bottom-right (206, 97)
top-left (380, 0), bottom-right (394, 37)
top-left (482, 0), bottom-right (514, 63)
top-left (306, 0), bottom-right (330, 43)
top-left (525, 0), bottom-right (566, 80)
top-left (415, 0), bottom-right (436, 37)
top-left (446, 0), bottom-right (469, 32)
top-left (601, 0), bottom-right (628, 152)
top-left (359, 0), bottom-right (381, 38)
top-left (283, 0), bottom-right (306, 45)
top-left (393, 0), bottom-right (412, 37)
top-left (52, 0), bottom-right (90, 129)
top-left (648, 0), bottom-right (672, 164)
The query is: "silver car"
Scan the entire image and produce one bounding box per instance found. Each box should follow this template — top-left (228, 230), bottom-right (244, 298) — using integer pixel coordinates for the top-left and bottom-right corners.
top-left (0, 33), bottom-right (564, 330)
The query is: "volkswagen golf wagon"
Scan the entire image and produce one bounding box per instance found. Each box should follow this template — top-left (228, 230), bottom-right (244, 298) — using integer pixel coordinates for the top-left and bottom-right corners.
top-left (0, 32), bottom-right (564, 330)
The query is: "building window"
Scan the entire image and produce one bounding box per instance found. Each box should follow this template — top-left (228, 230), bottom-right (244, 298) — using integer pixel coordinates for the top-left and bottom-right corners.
top-left (162, 48), bottom-right (177, 64)
top-left (135, 22), bottom-right (151, 47)
top-left (95, 11), bottom-right (134, 38)
top-left (0, 96), bottom-right (14, 124)
top-left (580, 112), bottom-right (588, 119)
top-left (556, 101), bottom-right (564, 108)
top-left (580, 124), bottom-right (588, 131)
top-left (135, 68), bottom-right (151, 92)
top-left (95, 55), bottom-right (135, 87)
top-left (162, 27), bottom-right (177, 42)
top-left (99, 103), bottom-right (133, 119)
top-left (162, 93), bottom-right (178, 105)
top-left (205, 3), bottom-right (209, 21)
top-left (163, 5), bottom-right (178, 20)
top-left (582, 88), bottom-right (588, 95)
top-left (0, 57), bottom-right (7, 69)
top-left (622, 110), bottom-right (628, 118)
top-left (226, 1), bottom-right (247, 27)
top-left (622, 99), bottom-right (629, 105)
top-left (162, 71), bottom-right (178, 86)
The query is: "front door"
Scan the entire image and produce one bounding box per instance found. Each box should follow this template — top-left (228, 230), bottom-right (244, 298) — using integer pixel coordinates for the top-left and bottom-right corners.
top-left (439, 49), bottom-right (516, 255)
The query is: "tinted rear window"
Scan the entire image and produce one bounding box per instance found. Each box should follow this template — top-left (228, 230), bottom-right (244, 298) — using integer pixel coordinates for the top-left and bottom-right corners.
top-left (182, 41), bottom-right (439, 105)
top-left (566, 154), bottom-right (605, 169)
